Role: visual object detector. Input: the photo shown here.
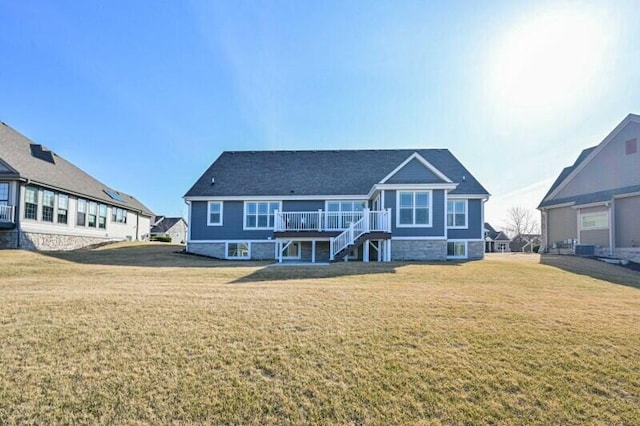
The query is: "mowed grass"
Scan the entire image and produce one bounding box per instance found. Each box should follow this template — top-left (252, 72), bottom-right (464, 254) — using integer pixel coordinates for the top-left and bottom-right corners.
top-left (1, 244), bottom-right (639, 424)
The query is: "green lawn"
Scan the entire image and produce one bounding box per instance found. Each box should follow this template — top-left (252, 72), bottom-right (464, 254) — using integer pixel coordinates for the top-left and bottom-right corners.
top-left (1, 244), bottom-right (639, 424)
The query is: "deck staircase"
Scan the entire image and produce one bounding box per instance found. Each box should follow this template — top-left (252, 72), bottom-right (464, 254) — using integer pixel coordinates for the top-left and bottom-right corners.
top-left (329, 210), bottom-right (391, 261)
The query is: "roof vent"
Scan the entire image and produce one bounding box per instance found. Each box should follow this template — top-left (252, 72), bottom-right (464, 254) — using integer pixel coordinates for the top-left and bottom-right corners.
top-left (462, 175), bottom-right (466, 182)
top-left (211, 177), bottom-right (215, 185)
top-left (30, 144), bottom-right (55, 164)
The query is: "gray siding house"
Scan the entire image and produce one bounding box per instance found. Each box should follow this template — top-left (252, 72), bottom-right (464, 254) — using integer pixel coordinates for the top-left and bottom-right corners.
top-left (184, 149), bottom-right (489, 262)
top-left (538, 113), bottom-right (640, 261)
top-left (0, 121), bottom-right (154, 250)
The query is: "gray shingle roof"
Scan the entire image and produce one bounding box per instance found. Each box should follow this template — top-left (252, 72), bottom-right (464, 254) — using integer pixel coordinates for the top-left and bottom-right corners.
top-left (0, 121), bottom-right (154, 216)
top-left (185, 149), bottom-right (489, 197)
top-left (151, 217), bottom-right (186, 234)
top-left (538, 146), bottom-right (596, 208)
top-left (538, 183), bottom-right (640, 209)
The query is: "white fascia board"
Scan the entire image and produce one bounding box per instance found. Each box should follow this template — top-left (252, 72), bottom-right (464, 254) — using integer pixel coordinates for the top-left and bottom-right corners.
top-left (447, 194), bottom-right (489, 200)
top-left (184, 194), bottom-right (369, 202)
top-left (612, 191), bottom-right (640, 200)
top-left (367, 183), bottom-right (458, 198)
top-left (379, 152), bottom-right (453, 184)
top-left (546, 114), bottom-right (640, 201)
top-left (539, 201), bottom-right (576, 210)
top-left (571, 201), bottom-right (610, 209)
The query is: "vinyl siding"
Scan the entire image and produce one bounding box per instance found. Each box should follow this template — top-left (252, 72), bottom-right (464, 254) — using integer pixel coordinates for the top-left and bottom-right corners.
top-left (386, 159), bottom-right (445, 184)
top-left (384, 189), bottom-right (445, 237)
top-left (547, 206), bottom-right (577, 243)
top-left (615, 195), bottom-right (640, 247)
top-left (556, 121), bottom-right (640, 200)
top-left (447, 199), bottom-right (483, 240)
top-left (190, 200), bottom-right (275, 240)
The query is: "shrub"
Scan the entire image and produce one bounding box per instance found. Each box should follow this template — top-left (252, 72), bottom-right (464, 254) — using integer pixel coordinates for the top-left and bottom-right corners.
top-left (151, 235), bottom-right (172, 243)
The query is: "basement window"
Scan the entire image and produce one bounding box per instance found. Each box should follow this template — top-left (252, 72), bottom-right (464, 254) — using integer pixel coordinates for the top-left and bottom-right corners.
top-left (227, 242), bottom-right (250, 259)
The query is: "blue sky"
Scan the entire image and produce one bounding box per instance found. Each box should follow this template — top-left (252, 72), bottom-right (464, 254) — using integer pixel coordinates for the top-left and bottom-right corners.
top-left (1, 1), bottom-right (639, 229)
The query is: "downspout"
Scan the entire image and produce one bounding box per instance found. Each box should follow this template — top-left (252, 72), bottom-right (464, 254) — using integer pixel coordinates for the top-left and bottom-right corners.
top-left (136, 212), bottom-right (140, 241)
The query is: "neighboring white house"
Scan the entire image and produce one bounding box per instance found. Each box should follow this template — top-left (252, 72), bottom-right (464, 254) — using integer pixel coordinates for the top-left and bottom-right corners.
top-left (151, 216), bottom-right (188, 244)
top-left (0, 121), bottom-right (154, 250)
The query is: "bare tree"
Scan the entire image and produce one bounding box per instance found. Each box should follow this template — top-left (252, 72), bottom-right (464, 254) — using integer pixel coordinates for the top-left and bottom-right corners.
top-left (505, 206), bottom-right (541, 252)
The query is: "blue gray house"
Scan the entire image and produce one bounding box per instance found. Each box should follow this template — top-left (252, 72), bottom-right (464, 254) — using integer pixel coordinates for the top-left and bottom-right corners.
top-left (184, 149), bottom-right (489, 262)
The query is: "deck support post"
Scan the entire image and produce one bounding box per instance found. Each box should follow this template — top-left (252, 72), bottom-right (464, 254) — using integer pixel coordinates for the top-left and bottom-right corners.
top-left (312, 240), bottom-right (316, 263)
top-left (363, 239), bottom-right (369, 263)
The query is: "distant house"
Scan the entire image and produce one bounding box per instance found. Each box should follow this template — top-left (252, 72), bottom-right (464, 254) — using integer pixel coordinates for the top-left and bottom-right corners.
top-left (538, 113), bottom-right (640, 261)
top-left (184, 149), bottom-right (490, 262)
top-left (151, 216), bottom-right (188, 244)
top-left (484, 223), bottom-right (511, 253)
top-left (509, 234), bottom-right (542, 253)
top-left (0, 121), bottom-right (154, 250)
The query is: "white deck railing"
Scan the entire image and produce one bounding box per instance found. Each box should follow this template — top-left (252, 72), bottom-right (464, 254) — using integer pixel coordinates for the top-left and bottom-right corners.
top-left (0, 205), bottom-right (14, 223)
top-left (274, 209), bottom-right (391, 233)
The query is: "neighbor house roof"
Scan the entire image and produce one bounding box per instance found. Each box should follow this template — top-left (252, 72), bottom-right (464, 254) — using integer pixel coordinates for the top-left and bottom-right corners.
top-left (185, 149), bottom-right (489, 197)
top-left (151, 217), bottom-right (186, 234)
top-left (539, 113), bottom-right (640, 209)
top-left (484, 223), bottom-right (510, 241)
top-left (0, 121), bottom-right (154, 216)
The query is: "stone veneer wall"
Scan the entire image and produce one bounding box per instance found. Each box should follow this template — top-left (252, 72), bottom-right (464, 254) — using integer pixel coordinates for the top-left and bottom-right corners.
top-left (20, 232), bottom-right (114, 251)
top-left (391, 240), bottom-right (447, 261)
top-left (467, 241), bottom-right (485, 260)
top-left (187, 242), bottom-right (225, 259)
top-left (252, 242), bottom-right (276, 260)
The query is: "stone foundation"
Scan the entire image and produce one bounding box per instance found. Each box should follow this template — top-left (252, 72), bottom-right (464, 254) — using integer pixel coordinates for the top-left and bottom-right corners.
top-left (468, 241), bottom-right (485, 260)
top-left (391, 239), bottom-right (447, 261)
top-left (187, 242), bottom-right (225, 259)
top-left (19, 231), bottom-right (115, 251)
top-left (252, 242), bottom-right (276, 260)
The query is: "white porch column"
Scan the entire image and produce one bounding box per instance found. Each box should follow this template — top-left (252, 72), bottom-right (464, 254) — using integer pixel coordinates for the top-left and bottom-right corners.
top-left (386, 239), bottom-right (392, 262)
top-left (278, 241), bottom-right (283, 263)
top-left (363, 239), bottom-right (369, 263)
top-left (312, 240), bottom-right (316, 263)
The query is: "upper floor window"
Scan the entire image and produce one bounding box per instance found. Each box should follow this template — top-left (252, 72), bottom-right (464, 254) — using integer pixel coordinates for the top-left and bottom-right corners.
top-left (42, 190), bottom-right (55, 222)
top-left (57, 195), bottom-right (69, 224)
top-left (397, 191), bottom-right (431, 226)
top-left (580, 211), bottom-right (608, 230)
top-left (0, 182), bottom-right (8, 206)
top-left (245, 201), bottom-right (280, 229)
top-left (77, 199), bottom-right (86, 226)
top-left (208, 202), bottom-right (223, 226)
top-left (24, 187), bottom-right (38, 220)
top-left (447, 200), bottom-right (467, 228)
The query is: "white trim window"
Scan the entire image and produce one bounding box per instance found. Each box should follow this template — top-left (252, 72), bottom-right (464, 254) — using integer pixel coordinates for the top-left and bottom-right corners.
top-left (207, 201), bottom-right (223, 226)
top-left (244, 201), bottom-right (280, 229)
top-left (447, 241), bottom-right (467, 259)
top-left (282, 242), bottom-right (302, 259)
top-left (326, 200), bottom-right (367, 229)
top-left (24, 187), bottom-right (38, 220)
top-left (42, 190), bottom-right (55, 223)
top-left (0, 182), bottom-right (8, 206)
top-left (226, 242), bottom-right (250, 259)
top-left (447, 199), bottom-right (467, 228)
top-left (397, 191), bottom-right (431, 227)
top-left (77, 199), bottom-right (87, 226)
top-left (112, 207), bottom-right (127, 224)
top-left (88, 202), bottom-right (98, 228)
top-left (580, 211), bottom-right (608, 230)
top-left (98, 204), bottom-right (108, 229)
top-left (57, 194), bottom-right (69, 224)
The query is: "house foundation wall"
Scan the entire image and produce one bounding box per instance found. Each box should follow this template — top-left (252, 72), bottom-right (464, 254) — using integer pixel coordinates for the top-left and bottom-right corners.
top-left (0, 230), bottom-right (19, 249)
top-left (391, 240), bottom-right (447, 261)
top-left (19, 231), bottom-right (114, 251)
top-left (467, 241), bottom-right (485, 259)
top-left (187, 242), bottom-right (225, 259)
top-left (252, 242), bottom-right (275, 260)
